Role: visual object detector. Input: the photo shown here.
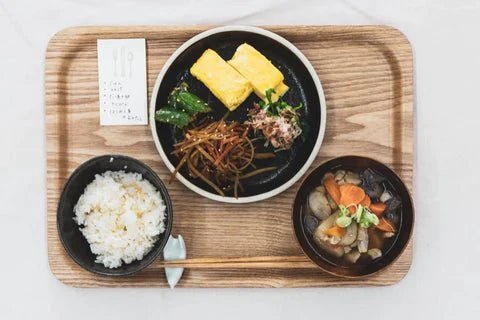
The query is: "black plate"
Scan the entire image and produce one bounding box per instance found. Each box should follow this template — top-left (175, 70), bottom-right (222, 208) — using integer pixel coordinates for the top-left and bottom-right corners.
top-left (57, 155), bottom-right (173, 276)
top-left (292, 156), bottom-right (414, 278)
top-left (152, 28), bottom-right (323, 200)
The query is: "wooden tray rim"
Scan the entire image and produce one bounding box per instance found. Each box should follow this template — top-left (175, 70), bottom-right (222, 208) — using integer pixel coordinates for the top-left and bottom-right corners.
top-left (45, 25), bottom-right (414, 288)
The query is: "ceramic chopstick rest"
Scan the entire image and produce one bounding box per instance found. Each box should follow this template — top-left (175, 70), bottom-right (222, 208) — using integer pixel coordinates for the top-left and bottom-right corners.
top-left (163, 235), bottom-right (186, 288)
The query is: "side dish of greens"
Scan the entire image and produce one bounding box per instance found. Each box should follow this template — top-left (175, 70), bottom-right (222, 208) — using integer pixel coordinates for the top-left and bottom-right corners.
top-left (155, 83), bottom-right (211, 128)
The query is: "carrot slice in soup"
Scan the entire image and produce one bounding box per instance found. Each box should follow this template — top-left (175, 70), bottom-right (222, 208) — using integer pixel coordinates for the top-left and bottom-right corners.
top-left (339, 184), bottom-right (365, 207)
top-left (359, 194), bottom-right (371, 208)
top-left (370, 202), bottom-right (386, 217)
top-left (324, 176), bottom-right (341, 204)
top-left (376, 218), bottom-right (396, 232)
top-left (325, 226), bottom-right (346, 238)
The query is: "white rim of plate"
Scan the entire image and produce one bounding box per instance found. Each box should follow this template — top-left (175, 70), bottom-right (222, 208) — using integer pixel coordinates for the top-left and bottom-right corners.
top-left (149, 25), bottom-right (327, 203)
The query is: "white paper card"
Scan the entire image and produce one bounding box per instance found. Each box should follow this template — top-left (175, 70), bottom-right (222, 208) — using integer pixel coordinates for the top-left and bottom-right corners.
top-left (97, 39), bottom-right (147, 125)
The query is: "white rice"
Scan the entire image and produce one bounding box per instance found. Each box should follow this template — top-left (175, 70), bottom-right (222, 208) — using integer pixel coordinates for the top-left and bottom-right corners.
top-left (73, 171), bottom-right (166, 268)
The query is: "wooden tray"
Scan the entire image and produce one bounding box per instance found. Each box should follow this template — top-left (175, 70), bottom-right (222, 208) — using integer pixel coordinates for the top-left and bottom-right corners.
top-left (45, 25), bottom-right (413, 287)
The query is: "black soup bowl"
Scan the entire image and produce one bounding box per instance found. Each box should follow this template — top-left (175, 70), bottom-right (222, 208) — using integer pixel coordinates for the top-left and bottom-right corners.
top-left (292, 156), bottom-right (414, 278)
top-left (57, 155), bottom-right (173, 276)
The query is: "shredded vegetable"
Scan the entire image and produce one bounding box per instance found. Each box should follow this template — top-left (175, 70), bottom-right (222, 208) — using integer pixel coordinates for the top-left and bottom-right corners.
top-left (171, 114), bottom-right (276, 197)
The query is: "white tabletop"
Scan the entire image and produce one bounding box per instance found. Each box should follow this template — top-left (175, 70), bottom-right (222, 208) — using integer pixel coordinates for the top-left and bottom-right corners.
top-left (1, 0), bottom-right (479, 318)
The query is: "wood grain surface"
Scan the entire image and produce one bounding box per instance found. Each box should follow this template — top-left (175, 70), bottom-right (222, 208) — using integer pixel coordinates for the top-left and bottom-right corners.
top-left (45, 25), bottom-right (414, 287)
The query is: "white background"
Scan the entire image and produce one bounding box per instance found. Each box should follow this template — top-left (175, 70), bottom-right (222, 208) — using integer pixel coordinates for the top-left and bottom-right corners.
top-left (1, 0), bottom-right (479, 319)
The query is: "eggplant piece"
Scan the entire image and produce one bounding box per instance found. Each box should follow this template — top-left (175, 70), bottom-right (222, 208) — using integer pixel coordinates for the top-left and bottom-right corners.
top-left (361, 168), bottom-right (386, 184)
top-left (384, 212), bottom-right (400, 226)
top-left (360, 169), bottom-right (385, 198)
top-left (363, 182), bottom-right (383, 199)
top-left (384, 196), bottom-right (402, 225)
top-left (304, 215), bottom-right (319, 235)
top-left (385, 196), bottom-right (401, 213)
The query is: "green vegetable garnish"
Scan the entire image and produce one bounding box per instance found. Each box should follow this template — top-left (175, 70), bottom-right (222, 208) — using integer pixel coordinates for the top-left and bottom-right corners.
top-left (338, 205), bottom-right (349, 217)
top-left (352, 205), bottom-right (379, 228)
top-left (336, 216), bottom-right (352, 228)
top-left (265, 88), bottom-right (276, 110)
top-left (262, 88), bottom-right (303, 117)
top-left (353, 205), bottom-right (364, 223)
top-left (359, 209), bottom-right (379, 229)
top-left (336, 204), bottom-right (379, 228)
top-left (336, 205), bottom-right (352, 227)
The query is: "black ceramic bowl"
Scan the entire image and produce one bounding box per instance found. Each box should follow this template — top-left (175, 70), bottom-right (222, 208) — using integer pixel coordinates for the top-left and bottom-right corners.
top-left (292, 156), bottom-right (414, 278)
top-left (57, 155), bottom-right (173, 276)
top-left (150, 26), bottom-right (326, 203)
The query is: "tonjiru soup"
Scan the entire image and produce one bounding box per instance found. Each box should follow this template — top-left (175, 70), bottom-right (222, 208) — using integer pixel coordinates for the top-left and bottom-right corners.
top-left (303, 168), bottom-right (402, 266)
